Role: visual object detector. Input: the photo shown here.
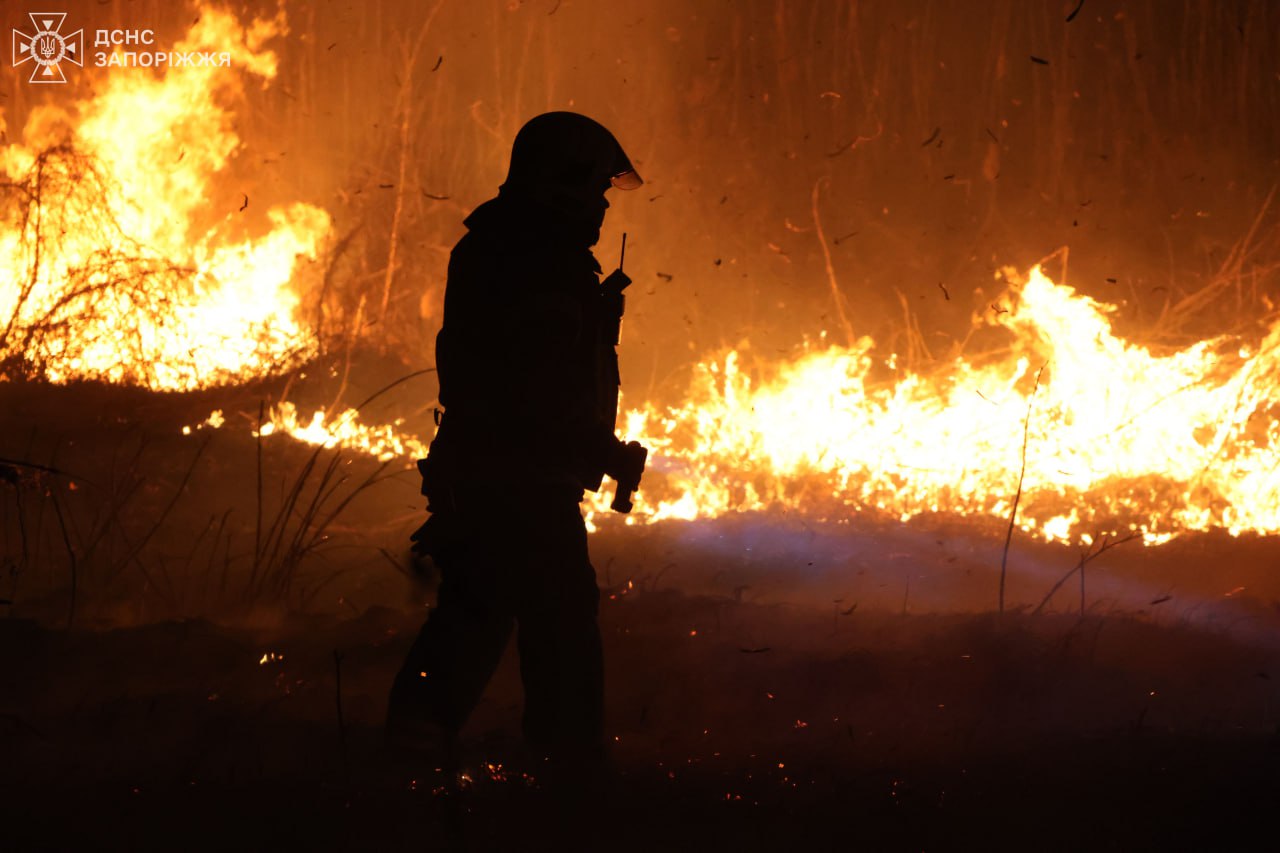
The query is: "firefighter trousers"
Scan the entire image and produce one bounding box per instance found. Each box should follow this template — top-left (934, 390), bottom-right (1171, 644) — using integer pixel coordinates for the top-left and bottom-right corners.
top-left (390, 496), bottom-right (604, 753)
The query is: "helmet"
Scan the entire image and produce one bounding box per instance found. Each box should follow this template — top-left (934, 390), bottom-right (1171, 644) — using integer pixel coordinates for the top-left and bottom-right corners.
top-left (502, 112), bottom-right (643, 197)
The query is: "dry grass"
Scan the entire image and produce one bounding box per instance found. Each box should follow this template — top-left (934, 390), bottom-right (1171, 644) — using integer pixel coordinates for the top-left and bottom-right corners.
top-left (0, 401), bottom-right (402, 624)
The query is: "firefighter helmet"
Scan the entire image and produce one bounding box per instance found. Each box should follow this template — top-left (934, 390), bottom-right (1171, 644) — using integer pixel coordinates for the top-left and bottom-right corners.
top-left (502, 112), bottom-right (642, 196)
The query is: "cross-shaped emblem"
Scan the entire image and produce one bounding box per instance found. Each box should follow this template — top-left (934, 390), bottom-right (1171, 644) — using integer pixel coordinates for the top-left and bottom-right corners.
top-left (12, 12), bottom-right (84, 84)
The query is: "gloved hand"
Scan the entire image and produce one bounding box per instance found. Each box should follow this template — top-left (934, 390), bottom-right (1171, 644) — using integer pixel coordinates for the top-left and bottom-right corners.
top-left (605, 438), bottom-right (645, 482)
top-left (606, 439), bottom-right (648, 513)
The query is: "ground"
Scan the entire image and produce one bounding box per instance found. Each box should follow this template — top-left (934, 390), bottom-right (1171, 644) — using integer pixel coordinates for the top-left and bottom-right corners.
top-left (4, 541), bottom-right (1280, 851)
top-left (2, 381), bottom-right (1279, 851)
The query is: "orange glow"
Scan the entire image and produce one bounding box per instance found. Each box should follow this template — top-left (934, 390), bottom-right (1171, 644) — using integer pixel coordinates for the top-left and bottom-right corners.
top-left (4, 7), bottom-right (1275, 551)
top-left (579, 263), bottom-right (1280, 545)
top-left (258, 402), bottom-right (429, 463)
top-left (0, 5), bottom-right (329, 390)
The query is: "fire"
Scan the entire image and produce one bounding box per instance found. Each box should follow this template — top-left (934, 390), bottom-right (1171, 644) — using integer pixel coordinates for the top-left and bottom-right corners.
top-left (0, 5), bottom-right (329, 390)
top-left (259, 402), bottom-right (429, 463)
top-left (3, 7), bottom-right (1275, 548)
top-left (583, 264), bottom-right (1280, 545)
top-left (250, 260), bottom-right (1278, 548)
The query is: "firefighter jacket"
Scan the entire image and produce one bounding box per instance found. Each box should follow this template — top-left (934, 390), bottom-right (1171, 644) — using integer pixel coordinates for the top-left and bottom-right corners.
top-left (423, 190), bottom-right (623, 502)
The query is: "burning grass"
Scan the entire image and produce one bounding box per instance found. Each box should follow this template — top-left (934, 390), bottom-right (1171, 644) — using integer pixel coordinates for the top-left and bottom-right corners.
top-left (582, 255), bottom-right (1280, 547)
top-left (0, 5), bottom-right (330, 391)
top-left (3, 5), bottom-right (1280, 555)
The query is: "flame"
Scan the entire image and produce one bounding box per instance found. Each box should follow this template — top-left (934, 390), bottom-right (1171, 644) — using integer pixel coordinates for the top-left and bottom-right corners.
top-left (0, 5), bottom-right (329, 390)
top-left (579, 264), bottom-right (1280, 544)
top-left (2, 9), bottom-right (1273, 548)
top-left (259, 402), bottom-right (429, 463)
top-left (264, 261), bottom-right (1279, 547)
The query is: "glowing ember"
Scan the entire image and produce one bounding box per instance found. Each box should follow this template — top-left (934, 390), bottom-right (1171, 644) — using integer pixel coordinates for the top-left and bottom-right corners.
top-left (182, 409), bottom-right (226, 436)
top-left (0, 5), bottom-right (330, 390)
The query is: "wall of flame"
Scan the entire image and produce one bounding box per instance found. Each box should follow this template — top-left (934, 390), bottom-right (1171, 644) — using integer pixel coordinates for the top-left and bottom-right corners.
top-left (2, 1), bottom-right (1278, 548)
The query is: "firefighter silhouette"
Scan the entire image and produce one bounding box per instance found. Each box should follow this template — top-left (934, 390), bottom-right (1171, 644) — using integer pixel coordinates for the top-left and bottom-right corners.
top-left (389, 112), bottom-right (646, 768)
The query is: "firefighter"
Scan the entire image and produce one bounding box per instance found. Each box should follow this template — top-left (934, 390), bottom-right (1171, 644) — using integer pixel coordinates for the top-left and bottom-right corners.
top-left (388, 112), bottom-right (646, 773)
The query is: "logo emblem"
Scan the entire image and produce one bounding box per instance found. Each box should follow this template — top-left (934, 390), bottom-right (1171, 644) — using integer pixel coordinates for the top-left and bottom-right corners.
top-left (12, 12), bottom-right (83, 83)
